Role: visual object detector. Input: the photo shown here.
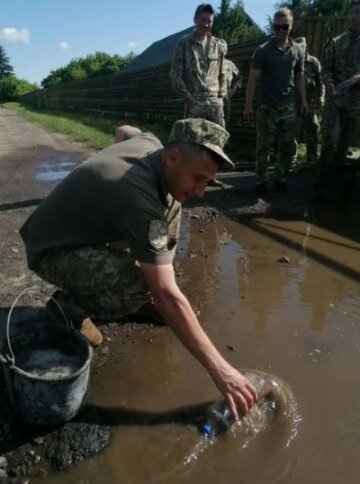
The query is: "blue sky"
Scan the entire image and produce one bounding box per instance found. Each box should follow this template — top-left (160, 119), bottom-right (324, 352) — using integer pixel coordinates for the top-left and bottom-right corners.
top-left (1, 0), bottom-right (275, 85)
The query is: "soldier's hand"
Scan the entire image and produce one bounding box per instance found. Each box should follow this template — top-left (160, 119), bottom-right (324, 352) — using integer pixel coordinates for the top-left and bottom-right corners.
top-left (243, 105), bottom-right (255, 123)
top-left (209, 361), bottom-right (258, 420)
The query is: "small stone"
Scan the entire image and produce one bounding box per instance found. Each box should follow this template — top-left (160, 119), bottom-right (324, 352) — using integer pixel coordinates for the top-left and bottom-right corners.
top-left (190, 214), bottom-right (200, 219)
top-left (0, 456), bottom-right (7, 469)
top-left (278, 256), bottom-right (290, 264)
top-left (32, 436), bottom-right (45, 445)
top-left (0, 469), bottom-right (8, 481)
top-left (227, 345), bottom-right (235, 351)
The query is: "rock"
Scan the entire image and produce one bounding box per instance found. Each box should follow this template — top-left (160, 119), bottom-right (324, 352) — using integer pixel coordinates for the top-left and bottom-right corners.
top-left (0, 456), bottom-right (7, 469)
top-left (44, 406), bottom-right (111, 470)
top-left (32, 436), bottom-right (45, 445)
top-left (278, 256), bottom-right (290, 264)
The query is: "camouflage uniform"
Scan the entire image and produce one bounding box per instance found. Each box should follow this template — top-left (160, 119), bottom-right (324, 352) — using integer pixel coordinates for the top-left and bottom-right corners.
top-left (302, 54), bottom-right (325, 162)
top-left (320, 30), bottom-right (360, 167)
top-left (170, 32), bottom-right (227, 127)
top-left (223, 58), bottom-right (242, 125)
top-left (256, 103), bottom-right (298, 183)
top-left (35, 247), bottom-right (151, 321)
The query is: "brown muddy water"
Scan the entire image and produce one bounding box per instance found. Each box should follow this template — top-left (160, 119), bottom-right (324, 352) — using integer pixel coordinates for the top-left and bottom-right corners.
top-left (32, 211), bottom-right (360, 484)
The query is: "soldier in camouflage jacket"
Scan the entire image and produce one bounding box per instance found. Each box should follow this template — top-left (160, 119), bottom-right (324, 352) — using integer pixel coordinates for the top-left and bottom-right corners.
top-left (295, 37), bottom-right (325, 163)
top-left (319, 0), bottom-right (360, 173)
top-left (170, 4), bottom-right (227, 128)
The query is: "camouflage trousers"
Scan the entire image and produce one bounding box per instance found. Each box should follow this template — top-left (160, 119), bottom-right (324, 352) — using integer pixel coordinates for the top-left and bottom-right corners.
top-left (320, 98), bottom-right (360, 167)
top-left (35, 246), bottom-right (151, 321)
top-left (187, 98), bottom-right (225, 128)
top-left (256, 103), bottom-right (297, 183)
top-left (302, 109), bottom-right (320, 162)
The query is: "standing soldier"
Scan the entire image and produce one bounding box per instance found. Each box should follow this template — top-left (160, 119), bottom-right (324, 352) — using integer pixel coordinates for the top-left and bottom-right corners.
top-left (295, 37), bottom-right (325, 164)
top-left (318, 0), bottom-right (360, 181)
top-left (170, 3), bottom-right (228, 187)
top-left (243, 8), bottom-right (307, 191)
top-left (170, 3), bottom-right (227, 128)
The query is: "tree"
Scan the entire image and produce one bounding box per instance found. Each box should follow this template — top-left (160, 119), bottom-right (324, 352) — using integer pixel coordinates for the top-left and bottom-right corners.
top-left (41, 51), bottom-right (137, 88)
top-left (0, 76), bottom-right (37, 101)
top-left (0, 45), bottom-right (14, 79)
top-left (275, 0), bottom-right (352, 18)
top-left (213, 0), bottom-right (264, 45)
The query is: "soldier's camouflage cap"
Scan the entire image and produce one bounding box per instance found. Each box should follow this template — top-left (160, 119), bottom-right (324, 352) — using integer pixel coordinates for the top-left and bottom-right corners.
top-left (168, 118), bottom-right (235, 171)
top-left (194, 3), bottom-right (215, 18)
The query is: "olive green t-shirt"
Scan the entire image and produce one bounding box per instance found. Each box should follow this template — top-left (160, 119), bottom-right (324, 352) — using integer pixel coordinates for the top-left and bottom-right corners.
top-left (20, 133), bottom-right (181, 270)
top-left (252, 38), bottom-right (304, 107)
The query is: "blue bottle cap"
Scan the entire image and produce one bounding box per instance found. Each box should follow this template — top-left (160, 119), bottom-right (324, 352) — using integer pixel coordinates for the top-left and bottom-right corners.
top-left (200, 423), bottom-right (214, 437)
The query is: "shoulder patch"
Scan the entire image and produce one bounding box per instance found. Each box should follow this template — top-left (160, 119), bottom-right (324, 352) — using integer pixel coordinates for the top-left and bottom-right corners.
top-left (148, 220), bottom-right (168, 251)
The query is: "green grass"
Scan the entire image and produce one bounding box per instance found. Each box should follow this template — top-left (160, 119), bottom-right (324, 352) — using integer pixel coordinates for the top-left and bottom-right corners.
top-left (2, 102), bottom-right (169, 150)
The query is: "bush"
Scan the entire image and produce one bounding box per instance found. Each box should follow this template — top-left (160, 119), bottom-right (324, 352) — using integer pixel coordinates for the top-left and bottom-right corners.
top-left (0, 76), bottom-right (37, 102)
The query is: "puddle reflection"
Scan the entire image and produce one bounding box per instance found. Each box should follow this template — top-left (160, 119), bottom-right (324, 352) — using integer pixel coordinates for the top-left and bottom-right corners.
top-left (35, 160), bottom-right (76, 182)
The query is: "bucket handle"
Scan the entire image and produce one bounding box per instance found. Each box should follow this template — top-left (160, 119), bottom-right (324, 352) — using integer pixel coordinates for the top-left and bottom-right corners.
top-left (3, 287), bottom-right (72, 366)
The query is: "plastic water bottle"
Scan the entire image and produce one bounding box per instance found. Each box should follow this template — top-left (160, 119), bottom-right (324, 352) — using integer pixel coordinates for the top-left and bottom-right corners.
top-left (198, 400), bottom-right (233, 437)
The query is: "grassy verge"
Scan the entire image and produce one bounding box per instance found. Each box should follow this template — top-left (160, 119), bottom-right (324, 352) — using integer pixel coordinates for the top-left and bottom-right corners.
top-left (2, 102), bottom-right (169, 150)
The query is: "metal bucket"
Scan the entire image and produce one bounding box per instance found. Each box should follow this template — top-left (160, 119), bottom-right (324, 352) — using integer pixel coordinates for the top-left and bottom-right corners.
top-left (0, 289), bottom-right (93, 426)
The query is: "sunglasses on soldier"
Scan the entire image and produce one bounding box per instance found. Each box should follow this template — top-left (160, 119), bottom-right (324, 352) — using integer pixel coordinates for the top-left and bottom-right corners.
top-left (274, 24), bottom-right (290, 31)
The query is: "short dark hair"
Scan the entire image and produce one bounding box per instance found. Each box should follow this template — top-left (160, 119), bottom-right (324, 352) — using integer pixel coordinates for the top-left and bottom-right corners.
top-left (273, 7), bottom-right (294, 22)
top-left (194, 3), bottom-right (215, 19)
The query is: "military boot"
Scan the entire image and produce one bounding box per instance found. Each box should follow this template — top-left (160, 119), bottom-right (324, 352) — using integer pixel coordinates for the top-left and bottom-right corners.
top-left (46, 291), bottom-right (103, 347)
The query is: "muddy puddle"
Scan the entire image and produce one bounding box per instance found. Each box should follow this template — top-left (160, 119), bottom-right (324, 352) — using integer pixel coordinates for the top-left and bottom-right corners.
top-left (29, 210), bottom-right (360, 484)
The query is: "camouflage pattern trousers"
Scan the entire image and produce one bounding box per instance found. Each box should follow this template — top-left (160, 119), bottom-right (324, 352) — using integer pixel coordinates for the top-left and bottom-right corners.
top-left (301, 109), bottom-right (320, 162)
top-left (320, 97), bottom-right (360, 166)
top-left (35, 246), bottom-right (151, 321)
top-left (187, 98), bottom-right (225, 128)
top-left (256, 103), bottom-right (297, 183)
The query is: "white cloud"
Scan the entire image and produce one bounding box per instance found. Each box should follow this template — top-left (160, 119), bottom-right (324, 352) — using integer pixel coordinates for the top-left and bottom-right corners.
top-left (59, 41), bottom-right (70, 50)
top-left (127, 41), bottom-right (138, 48)
top-left (0, 27), bottom-right (30, 44)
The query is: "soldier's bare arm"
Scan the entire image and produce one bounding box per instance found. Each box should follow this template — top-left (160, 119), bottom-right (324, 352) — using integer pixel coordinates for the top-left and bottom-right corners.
top-left (140, 261), bottom-right (258, 419)
top-left (243, 67), bottom-right (260, 121)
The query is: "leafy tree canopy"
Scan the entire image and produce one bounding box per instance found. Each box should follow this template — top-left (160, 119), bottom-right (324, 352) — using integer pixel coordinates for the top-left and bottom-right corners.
top-left (0, 76), bottom-right (37, 102)
top-left (213, 0), bottom-right (264, 45)
top-left (41, 51), bottom-right (137, 88)
top-left (0, 45), bottom-right (14, 79)
top-left (274, 0), bottom-right (352, 19)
